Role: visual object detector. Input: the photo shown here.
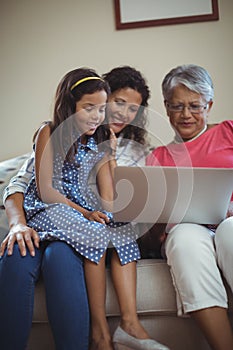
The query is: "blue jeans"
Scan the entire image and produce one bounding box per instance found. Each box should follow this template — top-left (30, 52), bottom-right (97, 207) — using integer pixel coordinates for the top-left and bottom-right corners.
top-left (0, 241), bottom-right (90, 350)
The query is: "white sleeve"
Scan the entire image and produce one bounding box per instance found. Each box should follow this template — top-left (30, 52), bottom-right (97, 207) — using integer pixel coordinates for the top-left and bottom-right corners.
top-left (3, 152), bottom-right (35, 204)
top-left (116, 140), bottom-right (147, 167)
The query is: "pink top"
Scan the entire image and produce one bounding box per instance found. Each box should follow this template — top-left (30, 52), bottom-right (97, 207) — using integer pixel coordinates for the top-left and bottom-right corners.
top-left (146, 120), bottom-right (233, 200)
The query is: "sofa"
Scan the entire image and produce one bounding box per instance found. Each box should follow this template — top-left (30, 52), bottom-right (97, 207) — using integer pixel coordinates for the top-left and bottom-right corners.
top-left (0, 154), bottom-right (233, 350)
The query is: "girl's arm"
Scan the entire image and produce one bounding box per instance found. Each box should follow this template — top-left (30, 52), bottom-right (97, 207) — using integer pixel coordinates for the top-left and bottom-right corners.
top-left (96, 155), bottom-right (114, 212)
top-left (36, 124), bottom-right (108, 223)
top-left (108, 128), bottom-right (118, 179)
top-left (96, 129), bottom-right (118, 212)
top-left (35, 124), bottom-right (88, 216)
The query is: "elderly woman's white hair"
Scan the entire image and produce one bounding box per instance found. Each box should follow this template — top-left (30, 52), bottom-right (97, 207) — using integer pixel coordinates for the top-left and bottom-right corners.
top-left (162, 64), bottom-right (214, 102)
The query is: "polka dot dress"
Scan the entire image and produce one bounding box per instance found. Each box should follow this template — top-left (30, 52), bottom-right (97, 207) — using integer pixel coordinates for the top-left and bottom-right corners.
top-left (24, 137), bottom-right (140, 265)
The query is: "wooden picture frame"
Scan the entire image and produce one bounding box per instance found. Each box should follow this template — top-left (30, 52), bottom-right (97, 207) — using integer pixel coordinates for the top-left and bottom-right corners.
top-left (114, 0), bottom-right (219, 30)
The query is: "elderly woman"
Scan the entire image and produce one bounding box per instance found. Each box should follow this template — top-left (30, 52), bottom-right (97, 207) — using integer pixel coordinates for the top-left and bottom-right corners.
top-left (147, 64), bottom-right (233, 350)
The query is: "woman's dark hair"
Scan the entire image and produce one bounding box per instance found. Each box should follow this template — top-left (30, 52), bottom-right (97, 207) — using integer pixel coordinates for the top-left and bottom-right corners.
top-left (102, 66), bottom-right (150, 145)
top-left (44, 67), bottom-right (110, 161)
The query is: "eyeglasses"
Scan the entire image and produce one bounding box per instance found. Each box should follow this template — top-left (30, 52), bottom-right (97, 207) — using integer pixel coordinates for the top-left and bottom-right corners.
top-left (166, 102), bottom-right (208, 114)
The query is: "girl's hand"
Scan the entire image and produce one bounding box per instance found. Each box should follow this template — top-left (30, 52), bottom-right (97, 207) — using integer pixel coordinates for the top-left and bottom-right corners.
top-left (0, 224), bottom-right (40, 257)
top-left (84, 210), bottom-right (110, 224)
top-left (109, 128), bottom-right (117, 158)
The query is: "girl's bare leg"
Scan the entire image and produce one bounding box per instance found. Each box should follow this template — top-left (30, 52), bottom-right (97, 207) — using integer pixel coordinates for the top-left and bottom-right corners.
top-left (191, 306), bottom-right (233, 350)
top-left (111, 250), bottom-right (149, 339)
top-left (84, 253), bottom-right (113, 350)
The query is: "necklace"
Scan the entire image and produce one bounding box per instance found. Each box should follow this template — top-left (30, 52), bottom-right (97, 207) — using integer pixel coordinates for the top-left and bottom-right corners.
top-left (173, 124), bottom-right (207, 144)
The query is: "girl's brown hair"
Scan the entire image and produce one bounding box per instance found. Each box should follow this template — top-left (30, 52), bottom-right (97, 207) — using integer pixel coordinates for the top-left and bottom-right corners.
top-left (45, 68), bottom-right (110, 161)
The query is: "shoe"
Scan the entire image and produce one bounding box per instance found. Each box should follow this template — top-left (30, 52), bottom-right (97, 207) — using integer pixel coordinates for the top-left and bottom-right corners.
top-left (112, 326), bottom-right (170, 350)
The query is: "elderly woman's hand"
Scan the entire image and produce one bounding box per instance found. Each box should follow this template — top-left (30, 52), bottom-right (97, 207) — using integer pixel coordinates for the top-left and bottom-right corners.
top-left (0, 223), bottom-right (40, 257)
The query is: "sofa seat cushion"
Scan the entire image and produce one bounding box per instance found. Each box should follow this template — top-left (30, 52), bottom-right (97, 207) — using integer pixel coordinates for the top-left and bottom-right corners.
top-left (105, 259), bottom-right (177, 316)
top-left (33, 259), bottom-right (177, 322)
top-left (33, 258), bottom-right (233, 323)
top-left (32, 259), bottom-right (179, 322)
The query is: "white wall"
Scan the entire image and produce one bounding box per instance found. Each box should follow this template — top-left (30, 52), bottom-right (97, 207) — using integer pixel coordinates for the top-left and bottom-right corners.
top-left (1, 0), bottom-right (232, 160)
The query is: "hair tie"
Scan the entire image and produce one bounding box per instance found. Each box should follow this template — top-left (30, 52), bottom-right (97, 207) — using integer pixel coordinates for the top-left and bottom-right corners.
top-left (70, 76), bottom-right (104, 91)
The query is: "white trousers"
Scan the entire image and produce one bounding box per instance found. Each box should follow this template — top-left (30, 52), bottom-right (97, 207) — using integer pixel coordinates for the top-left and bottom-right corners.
top-left (165, 217), bottom-right (233, 316)
top-left (215, 217), bottom-right (233, 294)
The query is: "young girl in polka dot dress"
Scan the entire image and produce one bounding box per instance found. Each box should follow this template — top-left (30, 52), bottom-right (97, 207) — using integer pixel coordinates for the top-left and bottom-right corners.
top-left (23, 68), bottom-right (166, 350)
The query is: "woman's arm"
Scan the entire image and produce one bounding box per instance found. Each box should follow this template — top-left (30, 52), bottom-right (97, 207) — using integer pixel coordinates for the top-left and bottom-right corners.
top-left (1, 153), bottom-right (39, 257)
top-left (0, 192), bottom-right (39, 257)
top-left (2, 153), bottom-right (35, 203)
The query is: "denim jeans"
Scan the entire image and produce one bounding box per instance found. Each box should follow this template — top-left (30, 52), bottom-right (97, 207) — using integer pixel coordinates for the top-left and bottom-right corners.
top-left (0, 241), bottom-right (90, 350)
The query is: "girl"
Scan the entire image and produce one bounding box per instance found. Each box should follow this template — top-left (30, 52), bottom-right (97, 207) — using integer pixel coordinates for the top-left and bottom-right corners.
top-left (23, 68), bottom-right (112, 257)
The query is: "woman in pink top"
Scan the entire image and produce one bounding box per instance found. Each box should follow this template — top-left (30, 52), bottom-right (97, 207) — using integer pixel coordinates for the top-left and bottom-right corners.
top-left (147, 64), bottom-right (233, 350)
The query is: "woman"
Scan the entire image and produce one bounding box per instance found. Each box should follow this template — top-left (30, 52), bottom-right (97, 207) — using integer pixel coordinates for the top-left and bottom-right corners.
top-left (146, 64), bottom-right (233, 350)
top-left (1, 66), bottom-right (169, 350)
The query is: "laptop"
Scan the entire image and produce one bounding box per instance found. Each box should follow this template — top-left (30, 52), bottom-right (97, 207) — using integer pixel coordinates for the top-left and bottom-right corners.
top-left (113, 166), bottom-right (233, 225)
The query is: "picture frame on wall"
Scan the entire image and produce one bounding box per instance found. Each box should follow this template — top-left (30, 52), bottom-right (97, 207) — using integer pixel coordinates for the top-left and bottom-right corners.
top-left (114, 0), bottom-right (219, 30)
